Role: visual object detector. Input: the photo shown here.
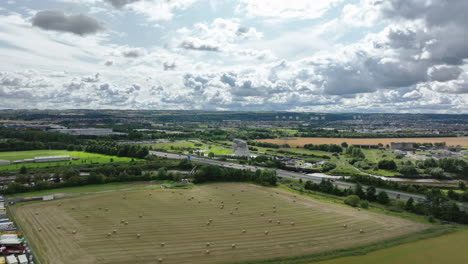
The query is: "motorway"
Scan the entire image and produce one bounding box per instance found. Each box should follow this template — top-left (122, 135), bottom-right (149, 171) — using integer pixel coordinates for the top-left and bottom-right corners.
top-left (150, 151), bottom-right (426, 202)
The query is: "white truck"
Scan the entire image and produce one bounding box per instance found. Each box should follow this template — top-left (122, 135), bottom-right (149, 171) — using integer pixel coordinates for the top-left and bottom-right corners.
top-left (0, 223), bottom-right (15, 232)
top-left (5, 255), bottom-right (17, 264)
top-left (17, 255), bottom-right (27, 264)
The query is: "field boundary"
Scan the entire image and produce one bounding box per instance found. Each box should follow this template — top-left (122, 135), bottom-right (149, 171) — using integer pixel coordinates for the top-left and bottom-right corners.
top-left (223, 225), bottom-right (461, 264)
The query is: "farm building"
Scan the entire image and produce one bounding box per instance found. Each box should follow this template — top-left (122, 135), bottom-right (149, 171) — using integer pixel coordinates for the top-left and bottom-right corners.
top-left (34, 155), bottom-right (70, 163)
top-left (0, 160), bottom-right (10, 166)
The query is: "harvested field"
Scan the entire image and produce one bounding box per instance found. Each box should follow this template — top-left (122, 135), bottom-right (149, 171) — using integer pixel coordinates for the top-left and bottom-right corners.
top-left (10, 183), bottom-right (427, 264)
top-left (257, 137), bottom-right (468, 147)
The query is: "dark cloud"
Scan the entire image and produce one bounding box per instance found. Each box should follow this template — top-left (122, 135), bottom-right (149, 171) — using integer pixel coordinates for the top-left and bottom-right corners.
top-left (104, 60), bottom-right (113, 66)
top-left (104, 0), bottom-right (142, 9)
top-left (179, 39), bottom-right (221, 52)
top-left (82, 73), bottom-right (100, 83)
top-left (122, 48), bottom-right (145, 58)
top-left (32, 10), bottom-right (104, 36)
top-left (428, 66), bottom-right (462, 82)
top-left (163, 62), bottom-right (176, 71)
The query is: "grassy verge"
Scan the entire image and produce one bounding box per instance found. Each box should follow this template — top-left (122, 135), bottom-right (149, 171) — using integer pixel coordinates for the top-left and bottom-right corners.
top-left (226, 226), bottom-right (460, 264)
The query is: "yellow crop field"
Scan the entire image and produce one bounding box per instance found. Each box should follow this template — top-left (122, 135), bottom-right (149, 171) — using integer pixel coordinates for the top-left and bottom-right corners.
top-left (257, 137), bottom-right (468, 147)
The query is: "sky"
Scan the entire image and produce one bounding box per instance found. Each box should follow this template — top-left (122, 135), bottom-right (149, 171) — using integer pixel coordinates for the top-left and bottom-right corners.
top-left (0, 0), bottom-right (467, 113)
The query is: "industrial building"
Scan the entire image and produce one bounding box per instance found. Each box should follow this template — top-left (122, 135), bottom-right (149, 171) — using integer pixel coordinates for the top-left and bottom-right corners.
top-left (12, 156), bottom-right (70, 164)
top-left (390, 142), bottom-right (415, 151)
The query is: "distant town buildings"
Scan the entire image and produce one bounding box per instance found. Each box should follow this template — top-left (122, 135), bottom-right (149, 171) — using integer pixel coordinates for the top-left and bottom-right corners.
top-left (49, 128), bottom-right (127, 136)
top-left (11, 155), bottom-right (71, 165)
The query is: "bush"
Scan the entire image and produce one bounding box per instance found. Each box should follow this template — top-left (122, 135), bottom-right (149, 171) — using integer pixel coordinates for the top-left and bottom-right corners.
top-left (360, 200), bottom-right (369, 209)
top-left (344, 195), bottom-right (361, 207)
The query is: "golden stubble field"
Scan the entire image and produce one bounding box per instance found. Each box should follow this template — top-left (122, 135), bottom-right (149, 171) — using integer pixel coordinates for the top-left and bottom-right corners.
top-left (11, 183), bottom-right (428, 264)
top-left (257, 137), bottom-right (468, 147)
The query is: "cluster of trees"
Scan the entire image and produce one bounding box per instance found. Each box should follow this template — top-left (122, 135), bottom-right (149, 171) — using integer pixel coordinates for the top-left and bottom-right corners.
top-left (303, 179), bottom-right (468, 224)
top-left (346, 146), bottom-right (366, 159)
top-left (193, 165), bottom-right (277, 186)
top-left (303, 144), bottom-right (343, 153)
top-left (247, 141), bottom-right (281, 149)
top-left (405, 190), bottom-right (468, 224)
top-left (84, 140), bottom-right (149, 159)
top-left (378, 160), bottom-right (397, 170)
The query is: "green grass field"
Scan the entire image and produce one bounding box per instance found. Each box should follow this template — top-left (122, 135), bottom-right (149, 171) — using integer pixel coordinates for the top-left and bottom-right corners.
top-left (0, 150), bottom-right (137, 171)
top-left (147, 140), bottom-right (234, 155)
top-left (10, 183), bottom-right (427, 264)
top-left (314, 229), bottom-right (468, 264)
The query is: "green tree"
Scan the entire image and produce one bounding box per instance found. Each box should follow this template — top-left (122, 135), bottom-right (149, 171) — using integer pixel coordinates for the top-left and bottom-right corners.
top-left (344, 195), bottom-right (360, 207)
top-left (366, 186), bottom-right (377, 201)
top-left (354, 183), bottom-right (366, 199)
top-left (19, 166), bottom-right (28, 174)
top-left (208, 152), bottom-right (215, 158)
top-left (459, 181), bottom-right (466, 190)
top-left (377, 191), bottom-right (390, 204)
top-left (341, 142), bottom-right (348, 148)
top-left (405, 197), bottom-right (415, 211)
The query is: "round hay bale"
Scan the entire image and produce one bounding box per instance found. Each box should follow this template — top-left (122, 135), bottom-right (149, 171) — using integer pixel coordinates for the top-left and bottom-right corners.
top-left (38, 228), bottom-right (42, 232)
top-left (343, 224), bottom-right (347, 228)
top-left (264, 230), bottom-right (269, 235)
top-left (139, 215), bottom-right (143, 218)
top-left (158, 257), bottom-right (164, 263)
top-left (235, 207), bottom-right (238, 210)
top-left (206, 242), bottom-right (210, 247)
top-left (198, 201), bottom-right (201, 204)
top-left (121, 219), bottom-right (125, 223)
top-left (358, 208), bottom-right (361, 211)
top-left (105, 208), bottom-right (109, 212)
top-left (290, 222), bottom-right (295, 226)
top-left (57, 225), bottom-right (61, 229)
top-left (268, 219), bottom-right (272, 223)
top-left (98, 207), bottom-right (102, 210)
top-left (273, 210), bottom-right (277, 213)
top-left (360, 229), bottom-right (364, 233)
top-left (206, 222), bottom-right (211, 226)
top-left (260, 212), bottom-right (264, 216)
top-left (72, 230), bottom-right (77, 234)
top-left (137, 234), bottom-right (141, 238)
top-left (205, 249), bottom-right (210, 255)
top-left (125, 221), bottom-right (129, 225)
top-left (231, 243), bottom-right (236, 249)
top-left (113, 230), bottom-right (117, 234)
top-left (220, 201), bottom-right (224, 204)
top-left (71, 207), bottom-right (75, 210)
top-left (209, 219), bottom-right (213, 223)
top-left (107, 233), bottom-right (111, 237)
top-left (273, 205), bottom-right (276, 209)
top-left (160, 242), bottom-right (165, 247)
top-left (230, 211), bottom-right (233, 215)
top-left (220, 206), bottom-right (224, 209)
top-left (149, 193), bottom-right (152, 196)
top-left (277, 220), bottom-right (281, 225)
top-left (242, 229), bottom-right (246, 234)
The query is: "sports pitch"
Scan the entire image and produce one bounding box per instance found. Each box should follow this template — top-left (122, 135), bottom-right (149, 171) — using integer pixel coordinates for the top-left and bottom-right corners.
top-left (10, 183), bottom-right (427, 264)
